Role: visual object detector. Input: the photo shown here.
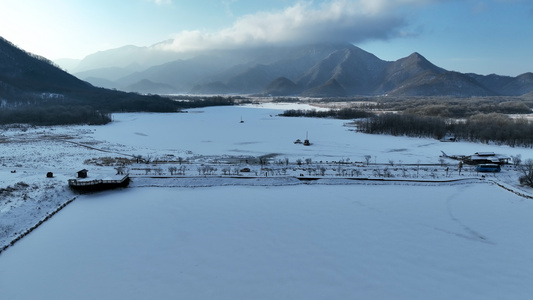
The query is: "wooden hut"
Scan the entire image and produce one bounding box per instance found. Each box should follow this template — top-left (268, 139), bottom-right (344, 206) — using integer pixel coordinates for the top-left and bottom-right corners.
top-left (77, 169), bottom-right (88, 178)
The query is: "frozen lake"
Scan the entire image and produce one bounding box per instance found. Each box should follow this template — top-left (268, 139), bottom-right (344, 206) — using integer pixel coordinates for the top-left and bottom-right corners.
top-left (92, 105), bottom-right (530, 164)
top-left (1, 184), bottom-right (533, 300)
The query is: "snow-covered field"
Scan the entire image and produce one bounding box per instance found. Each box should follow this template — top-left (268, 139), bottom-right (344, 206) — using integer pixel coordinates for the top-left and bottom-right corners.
top-left (1, 103), bottom-right (533, 299)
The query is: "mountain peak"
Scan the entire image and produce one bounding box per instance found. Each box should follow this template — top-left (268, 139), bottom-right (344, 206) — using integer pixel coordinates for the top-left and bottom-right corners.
top-left (64, 40), bottom-right (533, 97)
top-left (396, 51), bottom-right (444, 74)
top-left (260, 77), bottom-right (301, 96)
top-left (405, 52), bottom-right (431, 64)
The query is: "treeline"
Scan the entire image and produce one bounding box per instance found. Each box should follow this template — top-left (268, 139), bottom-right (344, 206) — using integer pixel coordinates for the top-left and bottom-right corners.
top-left (0, 91), bottom-right (178, 125)
top-left (167, 95), bottom-right (249, 108)
top-left (403, 101), bottom-right (532, 118)
top-left (280, 108), bottom-right (374, 119)
top-left (273, 96), bottom-right (533, 118)
top-left (271, 97), bottom-right (301, 103)
top-left (358, 113), bottom-right (533, 147)
top-left (0, 105), bottom-right (111, 125)
top-left (375, 97), bottom-right (533, 118)
top-left (0, 94), bottom-right (249, 125)
top-left (89, 90), bottom-right (179, 112)
top-left (357, 114), bottom-right (446, 138)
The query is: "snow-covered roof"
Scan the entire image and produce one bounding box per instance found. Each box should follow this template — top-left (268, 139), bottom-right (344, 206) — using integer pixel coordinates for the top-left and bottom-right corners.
top-left (474, 152), bottom-right (495, 156)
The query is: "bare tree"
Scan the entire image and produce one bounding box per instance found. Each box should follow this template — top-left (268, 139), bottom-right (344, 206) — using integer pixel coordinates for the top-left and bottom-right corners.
top-left (350, 169), bottom-right (361, 177)
top-left (364, 155), bottom-right (372, 166)
top-left (232, 167), bottom-right (240, 175)
top-left (511, 154), bottom-right (522, 167)
top-left (168, 166), bottom-right (177, 175)
top-left (145, 154), bottom-right (152, 164)
top-left (319, 167), bottom-right (326, 176)
top-left (519, 159), bottom-right (533, 187)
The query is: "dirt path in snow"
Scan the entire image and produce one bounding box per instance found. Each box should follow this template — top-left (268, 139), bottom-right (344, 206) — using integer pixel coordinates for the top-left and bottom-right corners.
top-left (60, 140), bottom-right (137, 158)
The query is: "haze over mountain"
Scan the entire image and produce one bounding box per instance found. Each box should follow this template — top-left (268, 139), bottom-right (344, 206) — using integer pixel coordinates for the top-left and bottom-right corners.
top-left (64, 42), bottom-right (533, 98)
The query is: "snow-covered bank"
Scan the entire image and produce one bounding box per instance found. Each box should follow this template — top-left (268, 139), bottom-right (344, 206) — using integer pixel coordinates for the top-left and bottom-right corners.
top-left (0, 171), bottom-right (76, 251)
top-left (1, 184), bottom-right (533, 300)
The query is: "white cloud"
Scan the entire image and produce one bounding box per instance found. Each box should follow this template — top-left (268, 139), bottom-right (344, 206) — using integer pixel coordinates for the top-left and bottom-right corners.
top-left (160, 0), bottom-right (444, 52)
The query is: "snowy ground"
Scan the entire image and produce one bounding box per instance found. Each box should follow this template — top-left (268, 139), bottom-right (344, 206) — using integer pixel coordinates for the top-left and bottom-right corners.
top-left (2, 184), bottom-right (533, 299)
top-left (1, 103), bottom-right (533, 299)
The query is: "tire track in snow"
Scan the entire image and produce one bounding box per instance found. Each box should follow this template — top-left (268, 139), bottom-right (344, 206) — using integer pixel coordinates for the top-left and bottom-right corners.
top-left (437, 186), bottom-right (494, 244)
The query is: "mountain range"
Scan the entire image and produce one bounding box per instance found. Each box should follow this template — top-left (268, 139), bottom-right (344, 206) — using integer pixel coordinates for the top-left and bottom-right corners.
top-left (0, 36), bottom-right (177, 118)
top-left (65, 42), bottom-right (533, 98)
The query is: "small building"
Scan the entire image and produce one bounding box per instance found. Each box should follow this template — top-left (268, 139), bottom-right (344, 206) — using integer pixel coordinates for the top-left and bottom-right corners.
top-left (464, 152), bottom-right (510, 165)
top-left (440, 135), bottom-right (456, 142)
top-left (77, 169), bottom-right (88, 178)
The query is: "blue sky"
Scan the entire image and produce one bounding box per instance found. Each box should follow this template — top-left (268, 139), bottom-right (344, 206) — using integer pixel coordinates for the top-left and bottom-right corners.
top-left (0, 0), bottom-right (532, 76)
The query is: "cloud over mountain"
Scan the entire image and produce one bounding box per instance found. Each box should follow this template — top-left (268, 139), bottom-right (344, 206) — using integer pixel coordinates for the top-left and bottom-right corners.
top-left (159, 0), bottom-right (441, 52)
